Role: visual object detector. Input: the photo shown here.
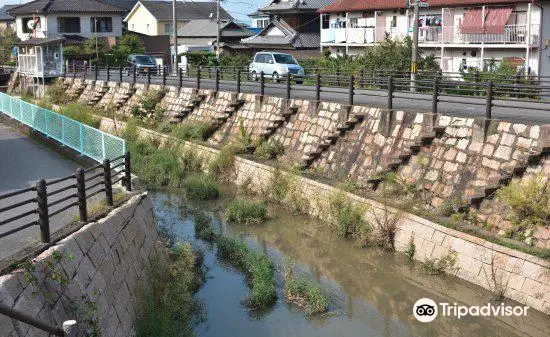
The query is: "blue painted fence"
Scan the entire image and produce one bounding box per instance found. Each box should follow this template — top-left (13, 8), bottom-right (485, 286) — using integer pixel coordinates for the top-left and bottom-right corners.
top-left (0, 92), bottom-right (125, 163)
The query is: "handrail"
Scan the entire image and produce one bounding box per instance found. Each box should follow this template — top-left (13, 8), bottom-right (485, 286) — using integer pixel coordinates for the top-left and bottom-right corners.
top-left (0, 303), bottom-right (67, 336)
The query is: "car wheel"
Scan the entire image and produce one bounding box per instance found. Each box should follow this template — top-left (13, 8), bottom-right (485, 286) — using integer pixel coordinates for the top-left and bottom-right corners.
top-left (252, 71), bottom-right (258, 81)
top-left (272, 72), bottom-right (279, 83)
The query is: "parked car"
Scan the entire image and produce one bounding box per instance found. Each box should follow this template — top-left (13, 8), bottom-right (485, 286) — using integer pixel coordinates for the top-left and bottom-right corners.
top-left (249, 52), bottom-right (304, 83)
top-left (126, 54), bottom-right (158, 75)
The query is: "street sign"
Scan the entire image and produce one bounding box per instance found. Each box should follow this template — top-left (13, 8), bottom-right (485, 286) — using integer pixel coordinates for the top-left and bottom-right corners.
top-left (408, 0), bottom-right (429, 8)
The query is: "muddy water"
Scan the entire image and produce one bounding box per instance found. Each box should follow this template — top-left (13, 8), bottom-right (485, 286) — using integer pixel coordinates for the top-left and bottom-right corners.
top-left (150, 191), bottom-right (550, 337)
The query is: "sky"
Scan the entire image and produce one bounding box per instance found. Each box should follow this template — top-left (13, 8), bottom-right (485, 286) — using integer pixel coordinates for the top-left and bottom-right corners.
top-left (0, 0), bottom-right (269, 24)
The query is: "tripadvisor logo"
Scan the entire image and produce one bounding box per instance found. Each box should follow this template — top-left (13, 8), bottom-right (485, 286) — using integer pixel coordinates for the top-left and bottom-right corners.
top-left (413, 298), bottom-right (529, 322)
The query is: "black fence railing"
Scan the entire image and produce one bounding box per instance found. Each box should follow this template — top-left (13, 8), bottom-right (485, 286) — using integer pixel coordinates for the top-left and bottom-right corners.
top-left (0, 152), bottom-right (132, 243)
top-left (0, 303), bottom-right (72, 336)
top-left (64, 65), bottom-right (550, 119)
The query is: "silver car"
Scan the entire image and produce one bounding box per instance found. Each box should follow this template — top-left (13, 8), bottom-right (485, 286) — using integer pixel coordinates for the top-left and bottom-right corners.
top-left (249, 52), bottom-right (304, 82)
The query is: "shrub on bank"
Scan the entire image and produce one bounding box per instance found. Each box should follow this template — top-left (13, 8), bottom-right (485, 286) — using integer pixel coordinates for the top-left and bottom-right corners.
top-left (183, 173), bottom-right (220, 200)
top-left (208, 146), bottom-right (235, 181)
top-left (194, 211), bottom-right (217, 242)
top-left (172, 122), bottom-right (216, 141)
top-left (226, 199), bottom-right (268, 224)
top-left (216, 236), bottom-right (277, 309)
top-left (58, 102), bottom-right (101, 128)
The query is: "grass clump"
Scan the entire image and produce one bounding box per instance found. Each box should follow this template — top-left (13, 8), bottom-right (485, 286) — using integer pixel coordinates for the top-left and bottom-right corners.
top-left (496, 174), bottom-right (550, 241)
top-left (135, 241), bottom-right (204, 337)
top-left (406, 236), bottom-right (416, 261)
top-left (46, 79), bottom-right (69, 105)
top-left (263, 167), bottom-right (309, 214)
top-left (58, 102), bottom-right (101, 128)
top-left (226, 199), bottom-right (268, 224)
top-left (194, 211), bottom-right (217, 242)
top-left (216, 237), bottom-right (277, 309)
top-left (208, 146), bottom-right (235, 181)
top-left (422, 249), bottom-right (458, 276)
top-left (172, 122), bottom-right (216, 141)
top-left (329, 191), bottom-right (371, 243)
top-left (183, 173), bottom-right (220, 200)
top-left (253, 139), bottom-right (284, 159)
top-left (283, 262), bottom-right (329, 315)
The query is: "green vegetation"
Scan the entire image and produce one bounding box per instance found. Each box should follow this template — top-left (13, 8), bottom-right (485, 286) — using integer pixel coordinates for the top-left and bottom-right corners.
top-left (406, 236), bottom-right (416, 261)
top-left (0, 28), bottom-right (17, 66)
top-left (64, 33), bottom-right (144, 66)
top-left (216, 237), bottom-right (277, 309)
top-left (208, 145), bottom-right (235, 181)
top-left (58, 102), bottom-right (101, 128)
top-left (45, 79), bottom-right (69, 105)
top-left (422, 250), bottom-right (458, 276)
top-left (135, 241), bottom-right (204, 337)
top-left (283, 262), bottom-right (329, 315)
top-left (194, 211), bottom-right (217, 242)
top-left (253, 139), bottom-right (284, 160)
top-left (226, 199), bottom-right (268, 224)
top-left (172, 122), bottom-right (216, 141)
top-left (183, 173), bottom-right (220, 200)
top-left (131, 88), bottom-right (167, 124)
top-left (497, 174), bottom-right (550, 242)
top-left (264, 167), bottom-right (309, 214)
top-left (329, 192), bottom-right (370, 243)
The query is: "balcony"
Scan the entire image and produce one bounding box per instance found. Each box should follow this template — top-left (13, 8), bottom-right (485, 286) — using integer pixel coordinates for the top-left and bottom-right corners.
top-left (321, 24), bottom-right (539, 46)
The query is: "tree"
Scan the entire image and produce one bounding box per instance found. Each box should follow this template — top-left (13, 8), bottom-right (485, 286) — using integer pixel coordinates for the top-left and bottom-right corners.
top-left (0, 28), bottom-right (17, 65)
top-left (111, 34), bottom-right (145, 62)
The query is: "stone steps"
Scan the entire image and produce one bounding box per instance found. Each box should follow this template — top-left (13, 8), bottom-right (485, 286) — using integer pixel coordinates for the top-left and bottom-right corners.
top-left (260, 105), bottom-right (299, 140)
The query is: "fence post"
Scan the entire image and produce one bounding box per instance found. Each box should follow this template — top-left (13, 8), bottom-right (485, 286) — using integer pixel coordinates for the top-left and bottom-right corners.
top-left (94, 64), bottom-right (98, 81)
top-left (179, 67), bottom-right (183, 87)
top-left (215, 68), bottom-right (220, 92)
top-left (260, 71), bottom-right (265, 96)
top-left (432, 76), bottom-right (439, 115)
top-left (162, 66), bottom-right (167, 85)
top-left (36, 179), bottom-right (50, 243)
top-left (103, 159), bottom-right (113, 206)
top-left (315, 73), bottom-right (321, 101)
top-left (359, 69), bottom-right (365, 88)
top-left (286, 73), bottom-right (291, 100)
top-left (133, 66), bottom-right (136, 84)
top-left (486, 81), bottom-right (493, 120)
top-left (106, 65), bottom-right (110, 82)
top-left (124, 151), bottom-right (132, 192)
top-left (118, 65), bottom-right (122, 83)
top-left (76, 168), bottom-right (87, 222)
top-left (236, 70), bottom-right (241, 94)
top-left (196, 67), bottom-right (201, 89)
top-left (387, 76), bottom-right (393, 111)
top-left (147, 69), bottom-right (151, 85)
top-left (348, 75), bottom-right (354, 106)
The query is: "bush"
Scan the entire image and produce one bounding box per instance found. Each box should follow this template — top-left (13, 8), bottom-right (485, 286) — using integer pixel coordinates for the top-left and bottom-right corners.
top-left (194, 211), bottom-right (217, 242)
top-left (254, 139), bottom-right (284, 159)
top-left (264, 167), bottom-right (309, 214)
top-left (329, 192), bottom-right (370, 241)
top-left (57, 102), bottom-right (101, 128)
top-left (172, 122), bottom-right (216, 141)
top-left (283, 262), bottom-right (329, 315)
top-left (183, 173), bottom-right (220, 200)
top-left (135, 241), bottom-right (203, 337)
top-left (208, 146), bottom-right (235, 181)
top-left (216, 237), bottom-right (277, 309)
top-left (45, 79), bottom-right (69, 104)
top-left (226, 199), bottom-right (268, 224)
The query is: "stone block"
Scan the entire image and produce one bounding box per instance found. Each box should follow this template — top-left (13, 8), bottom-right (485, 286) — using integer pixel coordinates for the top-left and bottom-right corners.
top-left (494, 145), bottom-right (512, 160)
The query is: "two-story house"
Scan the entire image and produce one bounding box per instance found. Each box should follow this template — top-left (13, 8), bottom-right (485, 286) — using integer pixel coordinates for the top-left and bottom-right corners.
top-left (8, 0), bottom-right (127, 44)
top-left (319, 0), bottom-right (543, 74)
top-left (242, 0), bottom-right (334, 58)
top-left (0, 5), bottom-right (17, 31)
top-left (124, 1), bottom-right (233, 39)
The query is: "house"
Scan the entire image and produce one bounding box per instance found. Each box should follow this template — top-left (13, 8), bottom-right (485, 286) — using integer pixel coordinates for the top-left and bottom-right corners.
top-left (319, 0), bottom-right (543, 74)
top-left (248, 10), bottom-right (269, 34)
top-left (241, 0), bottom-right (335, 58)
top-left (7, 0), bottom-right (127, 43)
top-left (124, 1), bottom-right (233, 38)
top-left (177, 19), bottom-right (252, 60)
top-left (0, 5), bottom-right (17, 30)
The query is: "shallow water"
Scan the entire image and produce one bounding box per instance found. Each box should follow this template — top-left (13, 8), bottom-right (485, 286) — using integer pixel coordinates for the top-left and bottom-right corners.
top-left (150, 190), bottom-right (550, 337)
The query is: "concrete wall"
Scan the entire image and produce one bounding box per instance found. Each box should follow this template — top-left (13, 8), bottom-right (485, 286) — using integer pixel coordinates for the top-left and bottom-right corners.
top-left (0, 193), bottom-right (160, 337)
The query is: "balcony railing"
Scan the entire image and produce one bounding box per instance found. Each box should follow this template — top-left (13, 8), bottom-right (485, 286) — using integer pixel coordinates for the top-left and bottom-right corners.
top-left (321, 24), bottom-right (539, 46)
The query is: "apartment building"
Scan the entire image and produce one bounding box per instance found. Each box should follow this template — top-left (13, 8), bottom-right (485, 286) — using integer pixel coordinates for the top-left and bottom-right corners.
top-left (319, 0), bottom-right (543, 74)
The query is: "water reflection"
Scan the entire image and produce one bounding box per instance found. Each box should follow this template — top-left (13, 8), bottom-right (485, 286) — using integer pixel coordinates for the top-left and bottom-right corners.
top-left (150, 191), bottom-right (550, 337)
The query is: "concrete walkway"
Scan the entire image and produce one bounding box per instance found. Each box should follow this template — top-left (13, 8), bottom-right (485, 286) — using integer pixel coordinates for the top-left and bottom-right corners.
top-left (0, 122), bottom-right (100, 262)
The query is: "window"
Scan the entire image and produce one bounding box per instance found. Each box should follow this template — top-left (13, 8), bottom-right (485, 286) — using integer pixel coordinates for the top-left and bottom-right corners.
top-left (164, 23), bottom-right (172, 34)
top-left (391, 16), bottom-right (397, 28)
top-left (91, 17), bottom-right (113, 33)
top-left (257, 19), bottom-right (269, 29)
top-left (22, 17), bottom-right (41, 33)
top-left (58, 17), bottom-right (80, 33)
top-left (322, 15), bottom-right (329, 29)
top-left (273, 53), bottom-right (297, 64)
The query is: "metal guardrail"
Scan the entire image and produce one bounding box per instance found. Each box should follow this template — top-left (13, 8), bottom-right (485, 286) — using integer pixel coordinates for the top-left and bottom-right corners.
top-left (0, 303), bottom-right (74, 336)
top-left (0, 152), bottom-right (132, 243)
top-left (0, 92), bottom-right (126, 163)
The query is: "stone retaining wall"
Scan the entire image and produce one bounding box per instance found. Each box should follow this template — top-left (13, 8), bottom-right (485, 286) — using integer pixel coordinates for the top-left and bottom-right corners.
top-left (0, 193), bottom-right (160, 337)
top-left (99, 117), bottom-right (550, 315)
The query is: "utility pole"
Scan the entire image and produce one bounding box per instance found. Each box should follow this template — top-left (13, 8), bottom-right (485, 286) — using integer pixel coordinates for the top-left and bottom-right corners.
top-left (216, 0), bottom-right (220, 61)
top-left (172, 0), bottom-right (177, 72)
top-left (410, 0), bottom-right (420, 92)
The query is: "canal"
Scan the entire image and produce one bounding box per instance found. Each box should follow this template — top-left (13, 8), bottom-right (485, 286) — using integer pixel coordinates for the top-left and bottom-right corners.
top-left (150, 190), bottom-right (550, 337)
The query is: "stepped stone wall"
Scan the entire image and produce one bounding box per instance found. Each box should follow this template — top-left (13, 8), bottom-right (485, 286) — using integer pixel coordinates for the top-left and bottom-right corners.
top-left (57, 79), bottom-right (550, 248)
top-left (0, 193), bottom-right (160, 337)
top-left (96, 81), bottom-right (119, 109)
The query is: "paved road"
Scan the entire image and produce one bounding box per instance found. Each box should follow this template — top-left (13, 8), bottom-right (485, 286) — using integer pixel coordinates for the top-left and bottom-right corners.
top-left (86, 71), bottom-right (550, 124)
top-left (0, 122), bottom-right (103, 262)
